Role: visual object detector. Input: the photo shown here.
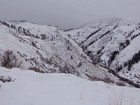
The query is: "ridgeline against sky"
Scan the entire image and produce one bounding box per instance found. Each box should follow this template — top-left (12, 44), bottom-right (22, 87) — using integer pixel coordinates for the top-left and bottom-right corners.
top-left (0, 0), bottom-right (139, 29)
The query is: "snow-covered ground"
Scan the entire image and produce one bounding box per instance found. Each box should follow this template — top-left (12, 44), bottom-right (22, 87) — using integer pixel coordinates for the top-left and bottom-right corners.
top-left (0, 67), bottom-right (140, 105)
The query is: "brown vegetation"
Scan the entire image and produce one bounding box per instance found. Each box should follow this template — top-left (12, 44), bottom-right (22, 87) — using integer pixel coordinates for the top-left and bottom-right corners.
top-left (0, 50), bottom-right (21, 69)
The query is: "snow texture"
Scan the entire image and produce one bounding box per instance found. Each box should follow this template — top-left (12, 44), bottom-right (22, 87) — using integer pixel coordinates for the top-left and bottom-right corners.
top-left (0, 67), bottom-right (140, 105)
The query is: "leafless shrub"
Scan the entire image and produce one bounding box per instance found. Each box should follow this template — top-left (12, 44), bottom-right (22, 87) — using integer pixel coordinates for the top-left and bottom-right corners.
top-left (59, 64), bottom-right (78, 75)
top-left (85, 74), bottom-right (99, 81)
top-left (0, 50), bottom-right (21, 69)
top-left (102, 76), bottom-right (115, 83)
top-left (59, 64), bottom-right (71, 73)
top-left (29, 67), bottom-right (45, 73)
top-left (85, 74), bottom-right (115, 84)
top-left (116, 81), bottom-right (126, 86)
top-left (0, 76), bottom-right (12, 83)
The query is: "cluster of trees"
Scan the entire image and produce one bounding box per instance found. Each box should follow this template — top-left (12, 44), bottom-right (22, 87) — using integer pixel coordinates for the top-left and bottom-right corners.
top-left (119, 40), bottom-right (130, 50)
top-left (0, 21), bottom-right (10, 27)
top-left (127, 51), bottom-right (140, 70)
top-left (117, 50), bottom-right (140, 71)
top-left (116, 65), bottom-right (123, 72)
top-left (0, 21), bottom-right (40, 39)
top-left (131, 33), bottom-right (140, 40)
top-left (126, 30), bottom-right (134, 38)
top-left (0, 21), bottom-right (17, 30)
top-left (108, 50), bottom-right (119, 66)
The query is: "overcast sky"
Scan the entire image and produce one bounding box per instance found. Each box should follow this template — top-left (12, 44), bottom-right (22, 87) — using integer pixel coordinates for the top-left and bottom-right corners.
top-left (0, 0), bottom-right (139, 29)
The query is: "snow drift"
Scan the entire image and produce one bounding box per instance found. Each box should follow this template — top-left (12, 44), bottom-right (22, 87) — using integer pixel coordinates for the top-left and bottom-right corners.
top-left (0, 67), bottom-right (140, 105)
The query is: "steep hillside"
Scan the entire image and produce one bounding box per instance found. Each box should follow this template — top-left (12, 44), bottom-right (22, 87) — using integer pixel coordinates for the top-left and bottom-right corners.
top-left (0, 20), bottom-right (119, 83)
top-left (66, 19), bottom-right (140, 85)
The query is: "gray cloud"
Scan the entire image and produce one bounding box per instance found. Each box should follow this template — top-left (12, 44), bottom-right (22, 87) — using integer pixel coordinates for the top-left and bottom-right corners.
top-left (0, 0), bottom-right (140, 29)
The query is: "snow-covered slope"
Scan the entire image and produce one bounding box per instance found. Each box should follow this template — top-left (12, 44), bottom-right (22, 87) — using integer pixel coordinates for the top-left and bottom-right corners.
top-left (0, 20), bottom-right (119, 82)
top-left (66, 19), bottom-right (140, 84)
top-left (0, 68), bottom-right (140, 105)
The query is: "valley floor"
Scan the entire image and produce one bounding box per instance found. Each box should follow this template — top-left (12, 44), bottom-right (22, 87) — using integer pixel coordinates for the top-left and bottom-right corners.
top-left (0, 67), bottom-right (140, 105)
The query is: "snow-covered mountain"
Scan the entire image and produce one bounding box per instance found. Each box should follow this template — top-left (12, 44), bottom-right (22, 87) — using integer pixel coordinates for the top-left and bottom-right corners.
top-left (1, 19), bottom-right (140, 87)
top-left (0, 20), bottom-right (119, 83)
top-left (66, 18), bottom-right (140, 85)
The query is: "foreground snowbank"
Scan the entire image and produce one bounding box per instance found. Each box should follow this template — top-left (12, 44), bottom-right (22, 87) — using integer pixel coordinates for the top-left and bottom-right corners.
top-left (0, 67), bottom-right (140, 105)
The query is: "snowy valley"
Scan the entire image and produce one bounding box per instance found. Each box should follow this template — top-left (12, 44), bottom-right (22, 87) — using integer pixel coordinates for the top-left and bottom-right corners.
top-left (66, 19), bottom-right (140, 85)
top-left (0, 20), bottom-right (119, 82)
top-left (0, 19), bottom-right (140, 105)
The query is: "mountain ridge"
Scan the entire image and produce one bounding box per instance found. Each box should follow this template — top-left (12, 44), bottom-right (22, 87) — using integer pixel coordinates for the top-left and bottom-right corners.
top-left (0, 20), bottom-right (120, 84)
top-left (66, 19), bottom-right (140, 85)
top-left (0, 19), bottom-right (140, 87)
